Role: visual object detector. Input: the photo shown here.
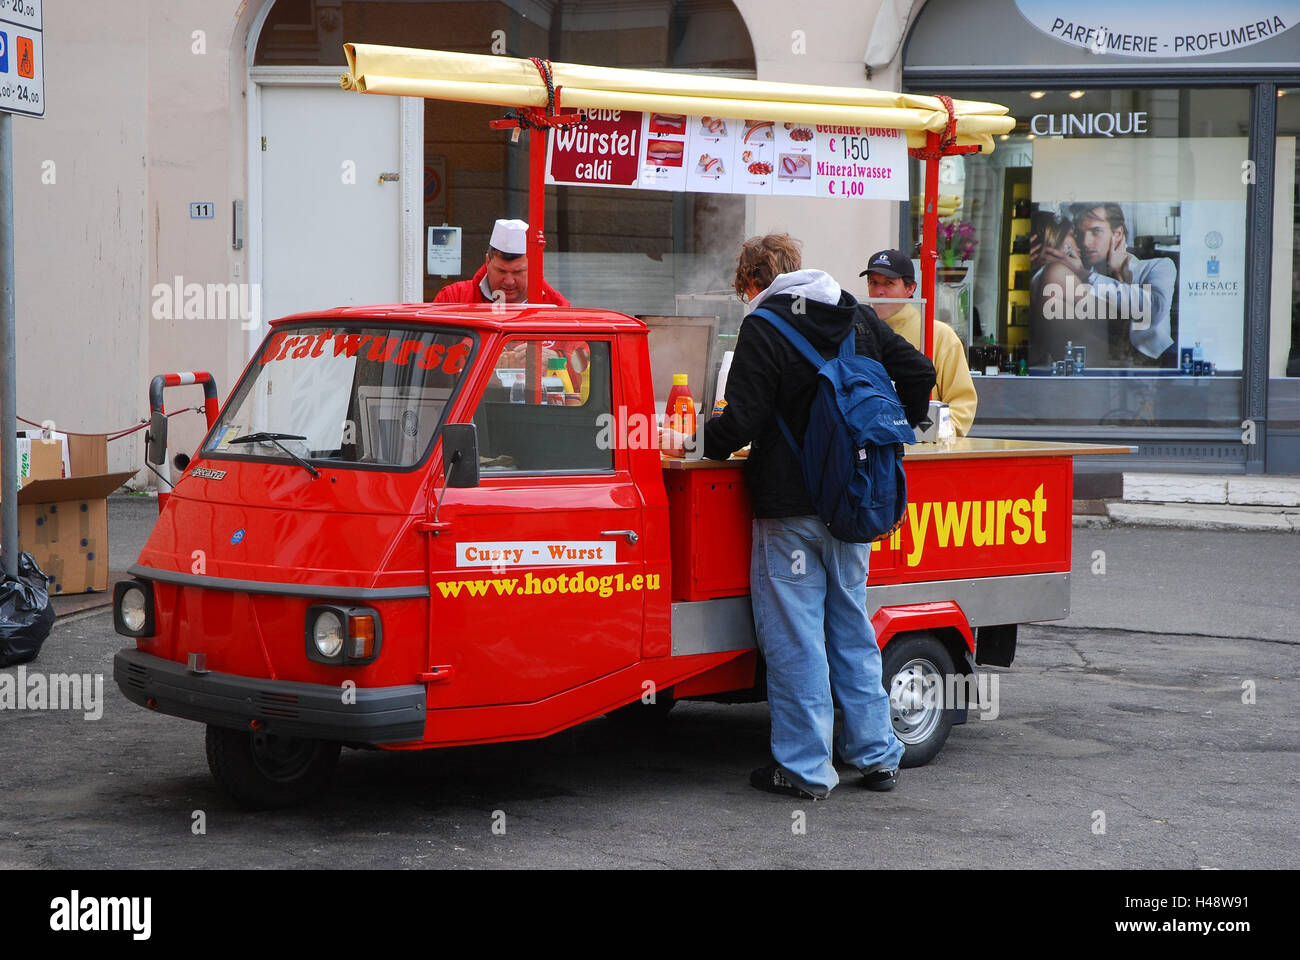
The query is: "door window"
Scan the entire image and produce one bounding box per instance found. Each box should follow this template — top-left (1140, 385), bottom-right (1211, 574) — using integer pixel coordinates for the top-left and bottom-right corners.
top-left (473, 339), bottom-right (614, 473)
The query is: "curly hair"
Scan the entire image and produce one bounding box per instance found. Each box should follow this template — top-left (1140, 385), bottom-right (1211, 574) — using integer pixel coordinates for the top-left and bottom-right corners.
top-left (734, 234), bottom-right (803, 299)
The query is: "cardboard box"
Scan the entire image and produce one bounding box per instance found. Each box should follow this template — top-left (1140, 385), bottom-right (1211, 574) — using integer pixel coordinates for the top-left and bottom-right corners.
top-left (11, 435), bottom-right (136, 594)
top-left (11, 436), bottom-right (64, 492)
top-left (19, 428), bottom-right (72, 479)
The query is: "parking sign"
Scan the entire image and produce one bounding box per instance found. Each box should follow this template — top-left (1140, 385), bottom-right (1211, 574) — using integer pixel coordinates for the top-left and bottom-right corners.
top-left (0, 1), bottom-right (43, 118)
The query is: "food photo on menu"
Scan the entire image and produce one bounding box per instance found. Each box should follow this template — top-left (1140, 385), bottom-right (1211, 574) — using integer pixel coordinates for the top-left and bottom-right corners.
top-left (696, 153), bottom-right (725, 178)
top-left (699, 116), bottom-right (728, 137)
top-left (785, 122), bottom-right (814, 142)
top-left (648, 113), bottom-right (686, 135)
top-left (741, 119), bottom-right (774, 144)
top-left (646, 139), bottom-right (684, 167)
top-left (778, 153), bottom-right (811, 180)
top-left (736, 119), bottom-right (776, 184)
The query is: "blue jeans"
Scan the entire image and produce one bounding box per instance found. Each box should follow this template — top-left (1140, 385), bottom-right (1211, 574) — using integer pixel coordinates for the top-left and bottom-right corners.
top-left (750, 516), bottom-right (904, 796)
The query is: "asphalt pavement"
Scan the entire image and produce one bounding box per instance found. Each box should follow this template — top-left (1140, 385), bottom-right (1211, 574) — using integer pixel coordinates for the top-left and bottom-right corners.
top-left (2, 611), bottom-right (1295, 869)
top-left (1065, 526), bottom-right (1299, 643)
top-left (109, 493), bottom-right (159, 574)
top-left (3, 514), bottom-right (1296, 869)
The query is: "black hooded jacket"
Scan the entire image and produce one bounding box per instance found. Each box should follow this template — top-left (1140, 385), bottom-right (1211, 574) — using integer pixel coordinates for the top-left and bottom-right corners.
top-left (702, 289), bottom-right (937, 518)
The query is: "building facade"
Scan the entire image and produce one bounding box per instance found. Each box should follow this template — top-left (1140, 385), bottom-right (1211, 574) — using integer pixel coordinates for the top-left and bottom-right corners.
top-left (904, 0), bottom-right (1300, 476)
top-left (9, 0), bottom-right (1299, 478)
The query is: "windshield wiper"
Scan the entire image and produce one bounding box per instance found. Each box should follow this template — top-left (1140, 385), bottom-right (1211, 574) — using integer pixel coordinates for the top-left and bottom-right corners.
top-left (228, 432), bottom-right (321, 479)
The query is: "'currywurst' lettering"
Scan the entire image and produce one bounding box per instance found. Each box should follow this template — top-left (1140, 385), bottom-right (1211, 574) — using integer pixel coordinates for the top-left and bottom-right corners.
top-left (890, 485), bottom-right (1050, 568)
top-left (456, 541), bottom-right (616, 568)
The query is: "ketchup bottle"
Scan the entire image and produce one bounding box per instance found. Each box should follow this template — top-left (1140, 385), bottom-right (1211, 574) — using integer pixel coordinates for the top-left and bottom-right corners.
top-left (666, 373), bottom-right (697, 435)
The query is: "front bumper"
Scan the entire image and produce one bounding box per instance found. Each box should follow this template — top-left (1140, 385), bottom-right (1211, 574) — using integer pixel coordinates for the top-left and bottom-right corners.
top-left (113, 649), bottom-right (426, 744)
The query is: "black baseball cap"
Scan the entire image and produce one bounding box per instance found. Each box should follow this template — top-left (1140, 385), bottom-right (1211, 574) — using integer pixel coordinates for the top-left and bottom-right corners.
top-left (860, 249), bottom-right (915, 281)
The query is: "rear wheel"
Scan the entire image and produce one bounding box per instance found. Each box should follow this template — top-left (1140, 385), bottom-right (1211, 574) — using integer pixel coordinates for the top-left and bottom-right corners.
top-left (205, 725), bottom-right (341, 809)
top-left (881, 633), bottom-right (958, 768)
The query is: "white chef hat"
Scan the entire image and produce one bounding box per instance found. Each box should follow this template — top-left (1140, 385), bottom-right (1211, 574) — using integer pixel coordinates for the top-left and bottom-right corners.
top-left (489, 218), bottom-right (529, 256)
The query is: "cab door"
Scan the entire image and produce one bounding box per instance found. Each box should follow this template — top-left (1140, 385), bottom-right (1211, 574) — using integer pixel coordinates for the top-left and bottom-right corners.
top-left (425, 336), bottom-right (649, 709)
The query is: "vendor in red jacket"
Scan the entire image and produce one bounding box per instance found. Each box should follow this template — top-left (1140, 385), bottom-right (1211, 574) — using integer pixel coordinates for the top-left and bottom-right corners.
top-left (433, 218), bottom-right (570, 306)
top-left (436, 218), bottom-right (587, 395)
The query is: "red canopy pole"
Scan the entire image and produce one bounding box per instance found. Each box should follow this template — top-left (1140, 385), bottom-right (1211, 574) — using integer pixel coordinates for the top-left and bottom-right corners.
top-left (910, 99), bottom-right (979, 367)
top-left (527, 124), bottom-right (547, 305)
top-left (920, 130), bottom-right (940, 363)
top-left (528, 124), bottom-right (549, 402)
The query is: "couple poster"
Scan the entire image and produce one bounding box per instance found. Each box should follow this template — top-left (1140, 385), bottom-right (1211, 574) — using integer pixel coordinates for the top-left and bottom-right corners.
top-left (1028, 200), bottom-right (1179, 369)
top-left (1010, 131), bottom-right (1251, 373)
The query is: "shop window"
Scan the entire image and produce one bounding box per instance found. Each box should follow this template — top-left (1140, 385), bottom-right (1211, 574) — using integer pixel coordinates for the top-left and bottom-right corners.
top-left (909, 87), bottom-right (1251, 429)
top-left (472, 339), bottom-right (613, 473)
top-left (1273, 88), bottom-right (1300, 378)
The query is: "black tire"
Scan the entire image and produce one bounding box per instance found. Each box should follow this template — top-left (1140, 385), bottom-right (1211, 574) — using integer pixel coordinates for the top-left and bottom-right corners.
top-left (605, 688), bottom-right (676, 727)
top-left (205, 725), bottom-right (341, 809)
top-left (881, 633), bottom-right (959, 769)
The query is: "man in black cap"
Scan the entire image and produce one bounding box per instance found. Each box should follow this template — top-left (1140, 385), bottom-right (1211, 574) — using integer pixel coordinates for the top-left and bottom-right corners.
top-left (863, 250), bottom-right (977, 436)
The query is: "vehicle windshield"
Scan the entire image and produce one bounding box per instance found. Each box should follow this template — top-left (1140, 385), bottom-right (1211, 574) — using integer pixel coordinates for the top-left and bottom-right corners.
top-left (205, 324), bottom-right (476, 469)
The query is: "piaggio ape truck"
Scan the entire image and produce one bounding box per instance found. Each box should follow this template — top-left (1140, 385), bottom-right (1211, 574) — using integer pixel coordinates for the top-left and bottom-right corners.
top-left (113, 46), bottom-right (1126, 807)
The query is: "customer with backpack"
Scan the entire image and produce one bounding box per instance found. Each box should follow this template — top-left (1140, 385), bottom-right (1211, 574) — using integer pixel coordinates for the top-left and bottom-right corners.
top-left (663, 234), bottom-right (935, 799)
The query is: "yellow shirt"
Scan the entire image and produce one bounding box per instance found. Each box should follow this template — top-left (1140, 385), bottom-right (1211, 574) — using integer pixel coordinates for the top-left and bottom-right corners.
top-left (883, 303), bottom-right (977, 436)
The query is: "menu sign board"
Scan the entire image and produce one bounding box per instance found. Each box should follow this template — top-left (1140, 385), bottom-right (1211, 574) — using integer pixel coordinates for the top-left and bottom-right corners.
top-left (548, 109), bottom-right (642, 187)
top-left (547, 109), bottom-right (907, 201)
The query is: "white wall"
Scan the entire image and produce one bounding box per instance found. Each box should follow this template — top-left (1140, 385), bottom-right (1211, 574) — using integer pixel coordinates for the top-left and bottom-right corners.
top-left (12, 2), bottom-right (152, 474)
top-left (734, 0), bottom-right (902, 301)
top-left (145, 0), bottom-right (250, 469)
top-left (11, 0), bottom-right (251, 479)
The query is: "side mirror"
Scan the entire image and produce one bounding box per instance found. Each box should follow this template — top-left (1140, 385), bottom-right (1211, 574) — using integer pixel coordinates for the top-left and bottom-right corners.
top-left (146, 412), bottom-right (168, 465)
top-left (441, 423), bottom-right (480, 488)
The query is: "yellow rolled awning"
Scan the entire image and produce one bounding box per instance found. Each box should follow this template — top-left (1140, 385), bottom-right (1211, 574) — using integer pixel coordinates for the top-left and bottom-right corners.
top-left (341, 44), bottom-right (1015, 153)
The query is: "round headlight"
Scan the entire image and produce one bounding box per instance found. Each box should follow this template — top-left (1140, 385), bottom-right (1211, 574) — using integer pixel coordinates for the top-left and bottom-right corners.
top-left (121, 586), bottom-right (147, 633)
top-left (312, 611), bottom-right (345, 659)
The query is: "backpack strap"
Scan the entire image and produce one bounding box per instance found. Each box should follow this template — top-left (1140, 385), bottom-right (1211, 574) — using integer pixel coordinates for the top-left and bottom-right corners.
top-left (754, 306), bottom-right (858, 366)
top-left (749, 306), bottom-right (846, 460)
top-left (750, 307), bottom-right (827, 371)
top-left (773, 409), bottom-right (803, 458)
top-left (750, 307), bottom-right (813, 457)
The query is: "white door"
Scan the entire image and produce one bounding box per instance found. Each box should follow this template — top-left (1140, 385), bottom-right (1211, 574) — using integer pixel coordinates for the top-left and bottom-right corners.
top-left (260, 85), bottom-right (411, 325)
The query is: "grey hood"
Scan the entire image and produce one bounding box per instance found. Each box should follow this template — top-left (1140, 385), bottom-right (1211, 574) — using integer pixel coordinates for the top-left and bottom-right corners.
top-left (749, 269), bottom-right (842, 311)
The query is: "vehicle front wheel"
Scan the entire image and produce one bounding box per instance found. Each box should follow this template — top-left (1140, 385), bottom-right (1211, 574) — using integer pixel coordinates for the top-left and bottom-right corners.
top-left (881, 633), bottom-right (959, 769)
top-left (205, 725), bottom-right (341, 809)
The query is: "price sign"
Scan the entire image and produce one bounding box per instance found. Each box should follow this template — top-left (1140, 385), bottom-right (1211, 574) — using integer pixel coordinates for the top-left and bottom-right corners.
top-left (0, 0), bottom-right (43, 118)
top-left (818, 126), bottom-right (906, 200)
top-left (547, 111), bottom-right (907, 201)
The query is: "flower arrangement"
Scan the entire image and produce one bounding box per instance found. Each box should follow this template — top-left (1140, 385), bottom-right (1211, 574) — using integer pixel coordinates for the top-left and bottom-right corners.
top-left (937, 218), bottom-right (977, 267)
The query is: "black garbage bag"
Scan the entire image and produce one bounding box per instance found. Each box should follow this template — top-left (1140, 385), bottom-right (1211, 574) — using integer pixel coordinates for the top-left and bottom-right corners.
top-left (0, 551), bottom-right (55, 667)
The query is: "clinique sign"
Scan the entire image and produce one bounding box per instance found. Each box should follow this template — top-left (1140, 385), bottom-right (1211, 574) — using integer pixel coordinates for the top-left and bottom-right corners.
top-left (1030, 111), bottom-right (1149, 137)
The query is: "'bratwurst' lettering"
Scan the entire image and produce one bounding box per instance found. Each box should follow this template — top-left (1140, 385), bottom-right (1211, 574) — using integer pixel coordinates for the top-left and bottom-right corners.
top-left (258, 330), bottom-right (471, 374)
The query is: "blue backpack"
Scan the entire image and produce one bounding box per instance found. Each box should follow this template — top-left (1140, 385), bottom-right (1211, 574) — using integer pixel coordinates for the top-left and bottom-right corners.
top-left (751, 307), bottom-right (915, 543)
